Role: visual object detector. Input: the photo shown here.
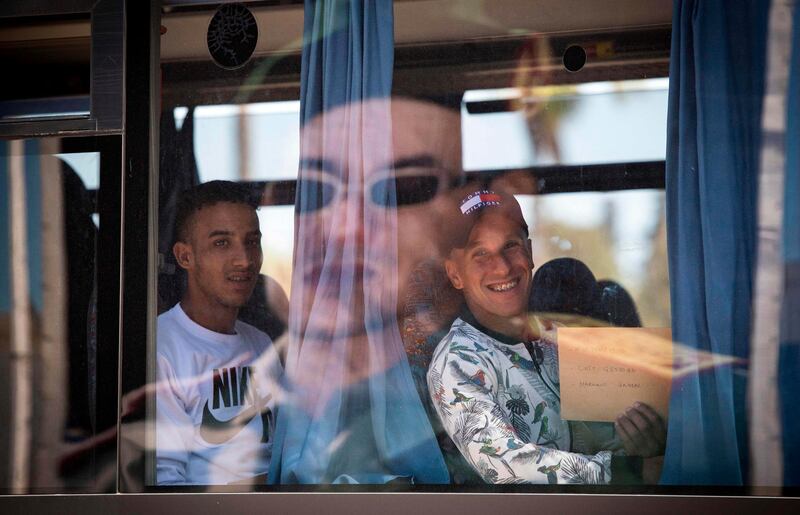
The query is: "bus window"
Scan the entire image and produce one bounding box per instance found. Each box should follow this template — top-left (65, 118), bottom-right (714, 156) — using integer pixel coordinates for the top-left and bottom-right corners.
top-left (142, 0), bottom-right (674, 491)
top-left (0, 136), bottom-right (120, 493)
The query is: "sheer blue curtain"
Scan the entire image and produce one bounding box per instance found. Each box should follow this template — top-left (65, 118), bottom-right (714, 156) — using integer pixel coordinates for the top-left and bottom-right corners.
top-left (662, 0), bottom-right (769, 485)
top-left (269, 0), bottom-right (449, 484)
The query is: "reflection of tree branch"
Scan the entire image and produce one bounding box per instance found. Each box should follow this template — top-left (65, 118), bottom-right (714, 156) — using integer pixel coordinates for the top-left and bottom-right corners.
top-left (511, 37), bottom-right (577, 164)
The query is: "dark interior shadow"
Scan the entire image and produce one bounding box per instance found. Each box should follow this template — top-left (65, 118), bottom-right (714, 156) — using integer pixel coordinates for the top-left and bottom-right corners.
top-left (530, 257), bottom-right (641, 327)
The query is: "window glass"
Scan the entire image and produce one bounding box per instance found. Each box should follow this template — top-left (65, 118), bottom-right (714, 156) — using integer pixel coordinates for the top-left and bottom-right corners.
top-left (148, 1), bottom-right (675, 491)
top-left (462, 79), bottom-right (669, 170)
top-left (0, 14), bottom-right (91, 122)
top-left (518, 189), bottom-right (669, 327)
top-left (257, 206), bottom-right (294, 301)
top-left (0, 138), bottom-right (117, 493)
top-left (186, 76), bottom-right (669, 307)
top-left (189, 102), bottom-right (301, 183)
top-left (140, 0), bottom-right (797, 494)
top-left (187, 79), bottom-right (668, 183)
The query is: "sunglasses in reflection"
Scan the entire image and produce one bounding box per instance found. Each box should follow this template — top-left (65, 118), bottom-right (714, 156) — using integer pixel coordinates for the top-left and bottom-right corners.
top-left (295, 170), bottom-right (464, 213)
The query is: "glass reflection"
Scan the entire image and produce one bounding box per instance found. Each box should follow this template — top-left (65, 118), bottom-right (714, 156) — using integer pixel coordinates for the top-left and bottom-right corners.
top-left (152, 96), bottom-right (674, 488)
top-left (0, 139), bottom-right (108, 493)
top-left (271, 97), bottom-right (465, 484)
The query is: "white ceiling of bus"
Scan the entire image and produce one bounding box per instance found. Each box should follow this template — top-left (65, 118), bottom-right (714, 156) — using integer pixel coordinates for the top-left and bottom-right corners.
top-left (161, 0), bottom-right (672, 61)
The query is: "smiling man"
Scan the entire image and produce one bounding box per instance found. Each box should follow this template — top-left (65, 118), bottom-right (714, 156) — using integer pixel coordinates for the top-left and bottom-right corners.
top-left (427, 189), bottom-right (666, 485)
top-left (156, 181), bottom-right (282, 485)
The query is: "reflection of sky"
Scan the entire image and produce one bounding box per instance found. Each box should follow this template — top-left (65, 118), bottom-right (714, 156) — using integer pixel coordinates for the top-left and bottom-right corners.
top-left (256, 205), bottom-right (295, 295)
top-left (192, 109), bottom-right (240, 182)
top-left (191, 80), bottom-right (668, 181)
top-left (56, 152), bottom-right (101, 227)
top-left (462, 79), bottom-right (668, 170)
top-left (555, 88), bottom-right (667, 166)
top-left (56, 152), bottom-right (100, 190)
top-left (518, 190), bottom-right (664, 287)
top-left (248, 103), bottom-right (300, 181)
top-left (462, 110), bottom-right (535, 170)
top-left (190, 102), bottom-right (299, 182)
top-left (189, 79), bottom-right (668, 295)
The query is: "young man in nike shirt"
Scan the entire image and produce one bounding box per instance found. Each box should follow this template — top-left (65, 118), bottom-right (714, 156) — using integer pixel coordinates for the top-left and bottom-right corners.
top-left (427, 189), bottom-right (666, 484)
top-left (156, 181), bottom-right (282, 485)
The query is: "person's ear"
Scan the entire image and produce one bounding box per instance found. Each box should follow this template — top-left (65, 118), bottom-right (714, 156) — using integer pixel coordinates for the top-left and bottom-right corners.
top-left (444, 257), bottom-right (464, 290)
top-left (173, 240), bottom-right (194, 270)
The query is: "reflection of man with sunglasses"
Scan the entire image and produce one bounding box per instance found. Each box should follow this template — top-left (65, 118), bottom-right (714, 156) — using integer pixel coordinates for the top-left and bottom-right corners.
top-left (294, 97), bottom-right (463, 343)
top-left (270, 97), bottom-right (463, 484)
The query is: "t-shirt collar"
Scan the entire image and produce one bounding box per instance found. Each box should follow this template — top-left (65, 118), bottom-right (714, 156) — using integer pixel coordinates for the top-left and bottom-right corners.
top-left (459, 306), bottom-right (523, 347)
top-left (174, 302), bottom-right (242, 344)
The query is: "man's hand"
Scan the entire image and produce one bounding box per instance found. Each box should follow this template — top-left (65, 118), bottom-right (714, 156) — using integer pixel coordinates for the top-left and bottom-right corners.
top-left (615, 402), bottom-right (666, 458)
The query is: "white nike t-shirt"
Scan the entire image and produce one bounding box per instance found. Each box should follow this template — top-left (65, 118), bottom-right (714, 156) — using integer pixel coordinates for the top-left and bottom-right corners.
top-left (155, 303), bottom-right (282, 485)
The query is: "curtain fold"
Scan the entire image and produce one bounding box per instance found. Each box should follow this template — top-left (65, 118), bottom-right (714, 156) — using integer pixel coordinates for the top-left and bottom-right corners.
top-left (662, 0), bottom-right (769, 485)
top-left (269, 0), bottom-right (449, 484)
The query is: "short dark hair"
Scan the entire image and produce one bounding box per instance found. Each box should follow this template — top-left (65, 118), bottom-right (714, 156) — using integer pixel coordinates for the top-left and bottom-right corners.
top-left (174, 180), bottom-right (260, 243)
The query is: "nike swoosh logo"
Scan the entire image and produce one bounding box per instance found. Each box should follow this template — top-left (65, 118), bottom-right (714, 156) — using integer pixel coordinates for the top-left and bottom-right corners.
top-left (199, 393), bottom-right (272, 445)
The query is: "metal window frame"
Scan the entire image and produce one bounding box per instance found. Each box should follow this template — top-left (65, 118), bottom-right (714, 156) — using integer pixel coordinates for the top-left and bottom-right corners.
top-left (0, 490), bottom-right (798, 513)
top-left (0, 0), bottom-right (124, 138)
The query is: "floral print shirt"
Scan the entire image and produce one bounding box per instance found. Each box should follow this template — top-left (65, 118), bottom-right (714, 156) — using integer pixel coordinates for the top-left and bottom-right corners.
top-left (427, 315), bottom-right (618, 484)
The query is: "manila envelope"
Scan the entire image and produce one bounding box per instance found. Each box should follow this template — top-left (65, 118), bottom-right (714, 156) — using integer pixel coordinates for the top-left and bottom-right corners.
top-left (556, 327), bottom-right (741, 422)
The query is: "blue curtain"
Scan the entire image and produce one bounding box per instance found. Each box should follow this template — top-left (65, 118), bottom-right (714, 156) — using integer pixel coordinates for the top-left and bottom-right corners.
top-left (298, 0), bottom-right (394, 124)
top-left (663, 0), bottom-right (769, 485)
top-left (780, 3), bottom-right (800, 487)
top-left (269, 0), bottom-right (450, 484)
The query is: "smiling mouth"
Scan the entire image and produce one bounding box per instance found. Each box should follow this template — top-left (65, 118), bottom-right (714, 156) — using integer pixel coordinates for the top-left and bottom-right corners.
top-left (227, 274), bottom-right (255, 284)
top-left (487, 278), bottom-right (520, 292)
